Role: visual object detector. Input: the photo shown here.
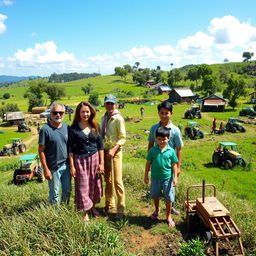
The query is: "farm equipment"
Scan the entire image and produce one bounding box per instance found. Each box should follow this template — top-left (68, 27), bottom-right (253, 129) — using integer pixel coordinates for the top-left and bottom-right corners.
top-left (184, 105), bottom-right (202, 119)
top-left (239, 107), bottom-right (256, 117)
top-left (17, 121), bottom-right (31, 132)
top-left (13, 154), bottom-right (43, 184)
top-left (225, 118), bottom-right (246, 133)
top-left (212, 142), bottom-right (247, 169)
top-left (184, 180), bottom-right (244, 256)
top-left (184, 121), bottom-right (204, 140)
top-left (0, 138), bottom-right (26, 156)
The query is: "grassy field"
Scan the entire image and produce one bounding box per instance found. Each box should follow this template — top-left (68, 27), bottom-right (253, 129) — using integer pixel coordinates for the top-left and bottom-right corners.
top-left (0, 100), bottom-right (256, 255)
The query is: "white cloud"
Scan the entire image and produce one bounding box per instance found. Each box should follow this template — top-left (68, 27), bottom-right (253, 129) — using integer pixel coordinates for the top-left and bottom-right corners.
top-left (0, 14), bottom-right (7, 34)
top-left (2, 15), bottom-right (256, 76)
top-left (0, 0), bottom-right (14, 6)
top-left (208, 15), bottom-right (256, 48)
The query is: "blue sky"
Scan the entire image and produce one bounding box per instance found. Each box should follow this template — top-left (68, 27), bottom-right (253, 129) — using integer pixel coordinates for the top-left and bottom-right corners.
top-left (0, 0), bottom-right (256, 76)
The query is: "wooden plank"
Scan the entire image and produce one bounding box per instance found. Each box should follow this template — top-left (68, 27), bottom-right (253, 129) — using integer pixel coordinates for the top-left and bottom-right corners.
top-left (196, 197), bottom-right (230, 218)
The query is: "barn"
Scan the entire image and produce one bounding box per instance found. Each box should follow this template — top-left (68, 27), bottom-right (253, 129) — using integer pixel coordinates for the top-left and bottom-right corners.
top-left (5, 111), bottom-right (25, 125)
top-left (168, 88), bottom-right (195, 103)
top-left (201, 94), bottom-right (227, 112)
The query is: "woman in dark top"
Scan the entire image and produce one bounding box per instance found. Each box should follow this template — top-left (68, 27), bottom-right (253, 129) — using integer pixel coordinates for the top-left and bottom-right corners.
top-left (69, 101), bottom-right (104, 222)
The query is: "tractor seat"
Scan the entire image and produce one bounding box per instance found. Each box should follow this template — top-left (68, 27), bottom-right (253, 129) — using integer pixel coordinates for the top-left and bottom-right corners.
top-left (229, 150), bottom-right (240, 156)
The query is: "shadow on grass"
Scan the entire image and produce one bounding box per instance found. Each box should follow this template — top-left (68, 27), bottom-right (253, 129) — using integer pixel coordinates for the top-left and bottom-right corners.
top-left (203, 162), bottom-right (216, 168)
top-left (112, 80), bottom-right (130, 84)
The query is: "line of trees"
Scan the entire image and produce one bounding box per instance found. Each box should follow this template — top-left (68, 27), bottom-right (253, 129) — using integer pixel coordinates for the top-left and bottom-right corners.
top-left (48, 72), bottom-right (101, 83)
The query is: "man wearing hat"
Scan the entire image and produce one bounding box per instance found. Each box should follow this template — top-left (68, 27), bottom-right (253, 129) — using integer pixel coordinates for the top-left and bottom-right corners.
top-left (101, 94), bottom-right (126, 218)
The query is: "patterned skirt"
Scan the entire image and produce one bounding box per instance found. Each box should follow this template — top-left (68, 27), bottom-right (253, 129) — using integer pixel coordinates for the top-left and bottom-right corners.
top-left (74, 152), bottom-right (102, 211)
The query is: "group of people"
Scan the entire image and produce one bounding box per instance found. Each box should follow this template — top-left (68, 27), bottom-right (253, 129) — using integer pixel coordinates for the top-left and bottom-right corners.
top-left (38, 96), bottom-right (183, 227)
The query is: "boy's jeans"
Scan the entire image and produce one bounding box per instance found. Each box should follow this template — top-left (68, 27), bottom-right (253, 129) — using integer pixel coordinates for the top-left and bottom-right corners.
top-left (48, 163), bottom-right (71, 204)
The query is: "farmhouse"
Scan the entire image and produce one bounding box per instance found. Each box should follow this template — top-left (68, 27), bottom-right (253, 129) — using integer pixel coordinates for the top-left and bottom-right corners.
top-left (201, 94), bottom-right (227, 112)
top-left (168, 88), bottom-right (194, 103)
top-left (5, 111), bottom-right (25, 125)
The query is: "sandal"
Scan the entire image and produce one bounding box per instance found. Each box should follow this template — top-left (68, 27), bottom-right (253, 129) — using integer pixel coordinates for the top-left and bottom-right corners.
top-left (167, 219), bottom-right (175, 228)
top-left (91, 207), bottom-right (101, 218)
top-left (150, 212), bottom-right (159, 220)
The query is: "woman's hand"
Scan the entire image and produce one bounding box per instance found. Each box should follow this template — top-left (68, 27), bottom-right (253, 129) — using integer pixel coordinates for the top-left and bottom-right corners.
top-left (70, 166), bottom-right (76, 178)
top-left (97, 163), bottom-right (105, 174)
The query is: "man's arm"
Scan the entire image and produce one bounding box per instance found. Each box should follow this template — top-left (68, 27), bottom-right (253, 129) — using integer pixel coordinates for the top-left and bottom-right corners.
top-left (176, 146), bottom-right (182, 177)
top-left (38, 144), bottom-right (52, 180)
top-left (147, 141), bottom-right (154, 151)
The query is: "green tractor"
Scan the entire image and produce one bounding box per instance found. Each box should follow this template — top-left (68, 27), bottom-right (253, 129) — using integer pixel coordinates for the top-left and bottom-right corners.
top-left (13, 154), bottom-right (43, 184)
top-left (239, 107), bottom-right (256, 117)
top-left (0, 138), bottom-right (26, 156)
top-left (184, 121), bottom-right (204, 140)
top-left (212, 142), bottom-right (247, 169)
top-left (184, 105), bottom-right (202, 119)
top-left (225, 118), bottom-right (246, 133)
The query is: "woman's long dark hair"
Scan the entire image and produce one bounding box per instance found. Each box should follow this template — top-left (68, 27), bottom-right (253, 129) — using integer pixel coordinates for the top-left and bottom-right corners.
top-left (72, 101), bottom-right (100, 134)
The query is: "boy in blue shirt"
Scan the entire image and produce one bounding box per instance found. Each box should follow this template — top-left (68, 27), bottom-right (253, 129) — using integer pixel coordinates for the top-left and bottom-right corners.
top-left (144, 126), bottom-right (178, 228)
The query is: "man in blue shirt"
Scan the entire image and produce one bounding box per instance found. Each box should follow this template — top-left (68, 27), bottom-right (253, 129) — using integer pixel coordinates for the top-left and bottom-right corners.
top-left (38, 103), bottom-right (71, 204)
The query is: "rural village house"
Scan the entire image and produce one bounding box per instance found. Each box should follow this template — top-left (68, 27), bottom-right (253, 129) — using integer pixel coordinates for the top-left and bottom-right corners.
top-left (201, 94), bottom-right (227, 112)
top-left (5, 111), bottom-right (25, 125)
top-left (168, 88), bottom-right (195, 103)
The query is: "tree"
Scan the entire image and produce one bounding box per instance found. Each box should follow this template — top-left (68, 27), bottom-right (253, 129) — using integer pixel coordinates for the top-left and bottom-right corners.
top-left (114, 67), bottom-right (128, 80)
top-left (134, 62), bottom-right (140, 68)
top-left (198, 64), bottom-right (213, 78)
top-left (88, 92), bottom-right (101, 106)
top-left (45, 85), bottom-right (65, 104)
top-left (167, 69), bottom-right (182, 86)
top-left (123, 64), bottom-right (132, 73)
top-left (132, 72), bottom-right (147, 86)
top-left (3, 93), bottom-right (10, 99)
top-left (24, 79), bottom-right (47, 111)
top-left (81, 83), bottom-right (93, 95)
top-left (156, 66), bottom-right (161, 71)
top-left (0, 103), bottom-right (19, 118)
top-left (242, 52), bottom-right (254, 62)
top-left (201, 75), bottom-right (219, 95)
top-left (223, 77), bottom-right (247, 109)
top-left (186, 67), bottom-right (200, 88)
top-left (223, 59), bottom-right (229, 63)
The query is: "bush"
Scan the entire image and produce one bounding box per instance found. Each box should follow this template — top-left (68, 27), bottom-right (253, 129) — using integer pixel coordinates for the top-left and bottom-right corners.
top-left (88, 92), bottom-right (101, 106)
top-left (178, 238), bottom-right (206, 256)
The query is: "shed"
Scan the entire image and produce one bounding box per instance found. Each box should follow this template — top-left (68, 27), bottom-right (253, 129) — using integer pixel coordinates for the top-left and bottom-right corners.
top-left (201, 94), bottom-right (227, 112)
top-left (5, 111), bottom-right (25, 125)
top-left (168, 88), bottom-right (195, 103)
top-left (158, 84), bottom-right (171, 94)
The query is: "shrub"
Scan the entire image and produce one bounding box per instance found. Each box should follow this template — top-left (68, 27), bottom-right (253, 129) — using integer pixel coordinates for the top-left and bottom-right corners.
top-left (178, 238), bottom-right (206, 256)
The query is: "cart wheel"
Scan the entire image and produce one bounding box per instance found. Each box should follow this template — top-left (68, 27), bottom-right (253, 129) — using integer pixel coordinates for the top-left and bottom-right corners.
top-left (203, 230), bottom-right (212, 243)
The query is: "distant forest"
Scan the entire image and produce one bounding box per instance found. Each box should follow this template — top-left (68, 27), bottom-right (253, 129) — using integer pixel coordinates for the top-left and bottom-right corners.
top-left (48, 72), bottom-right (101, 83)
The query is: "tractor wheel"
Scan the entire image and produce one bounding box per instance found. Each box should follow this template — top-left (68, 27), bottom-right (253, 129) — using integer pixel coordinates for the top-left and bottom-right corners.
top-left (199, 131), bottom-right (204, 139)
top-left (212, 152), bottom-right (220, 166)
top-left (197, 113), bottom-right (202, 119)
top-left (202, 230), bottom-right (213, 243)
top-left (19, 144), bottom-right (26, 153)
top-left (224, 160), bottom-right (233, 169)
top-left (240, 127), bottom-right (246, 132)
top-left (13, 147), bottom-right (19, 155)
top-left (232, 127), bottom-right (237, 133)
top-left (37, 167), bottom-right (44, 182)
top-left (241, 159), bottom-right (247, 168)
top-left (13, 169), bottom-right (21, 185)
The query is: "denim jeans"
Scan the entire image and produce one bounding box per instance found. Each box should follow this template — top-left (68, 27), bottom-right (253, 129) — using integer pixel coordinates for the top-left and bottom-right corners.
top-left (48, 163), bottom-right (71, 204)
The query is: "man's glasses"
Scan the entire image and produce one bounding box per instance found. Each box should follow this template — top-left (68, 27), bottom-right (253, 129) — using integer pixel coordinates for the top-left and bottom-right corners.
top-left (52, 111), bottom-right (64, 116)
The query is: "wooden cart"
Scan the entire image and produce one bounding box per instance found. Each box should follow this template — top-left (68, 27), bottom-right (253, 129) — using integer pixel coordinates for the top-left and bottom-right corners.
top-left (184, 180), bottom-right (244, 256)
